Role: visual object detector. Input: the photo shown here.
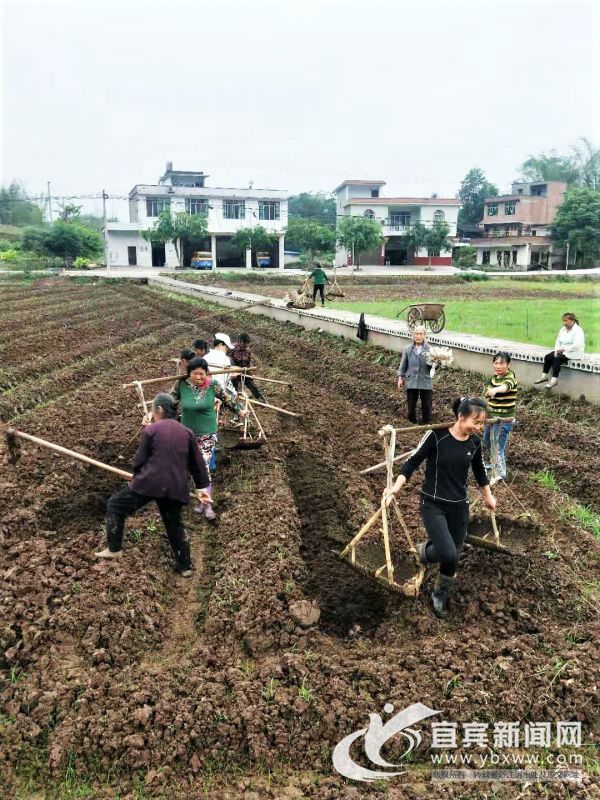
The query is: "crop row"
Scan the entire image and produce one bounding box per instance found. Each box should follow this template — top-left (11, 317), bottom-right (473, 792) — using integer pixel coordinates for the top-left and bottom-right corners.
top-left (0, 295), bottom-right (175, 390)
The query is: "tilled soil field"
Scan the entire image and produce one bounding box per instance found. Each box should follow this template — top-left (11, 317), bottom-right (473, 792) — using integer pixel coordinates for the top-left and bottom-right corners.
top-left (1, 279), bottom-right (598, 800)
top-left (168, 272), bottom-right (600, 302)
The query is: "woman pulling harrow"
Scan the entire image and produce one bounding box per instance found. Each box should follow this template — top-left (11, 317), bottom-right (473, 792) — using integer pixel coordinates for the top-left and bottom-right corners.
top-left (173, 356), bottom-right (247, 520)
top-left (384, 397), bottom-right (496, 618)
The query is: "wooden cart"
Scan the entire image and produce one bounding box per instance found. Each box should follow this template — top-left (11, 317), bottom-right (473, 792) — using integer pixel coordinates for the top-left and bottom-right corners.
top-left (397, 303), bottom-right (446, 333)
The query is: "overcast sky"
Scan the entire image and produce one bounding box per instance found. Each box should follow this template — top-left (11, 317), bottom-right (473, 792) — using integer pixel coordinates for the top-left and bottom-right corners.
top-left (1, 0), bottom-right (597, 220)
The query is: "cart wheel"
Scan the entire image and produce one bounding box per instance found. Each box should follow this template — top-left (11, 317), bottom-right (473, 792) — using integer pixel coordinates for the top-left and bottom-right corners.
top-left (429, 312), bottom-right (446, 333)
top-left (407, 308), bottom-right (422, 331)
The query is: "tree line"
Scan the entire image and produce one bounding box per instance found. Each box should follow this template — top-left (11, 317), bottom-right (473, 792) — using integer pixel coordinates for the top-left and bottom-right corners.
top-left (1, 137), bottom-right (599, 267)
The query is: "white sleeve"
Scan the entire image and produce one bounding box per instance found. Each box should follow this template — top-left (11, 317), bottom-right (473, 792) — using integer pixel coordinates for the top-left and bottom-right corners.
top-left (554, 328), bottom-right (564, 350)
top-left (564, 327), bottom-right (585, 357)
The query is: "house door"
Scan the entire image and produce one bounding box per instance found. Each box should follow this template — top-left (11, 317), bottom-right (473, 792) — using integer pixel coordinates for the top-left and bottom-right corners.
top-left (127, 246), bottom-right (137, 266)
top-left (151, 243), bottom-right (166, 267)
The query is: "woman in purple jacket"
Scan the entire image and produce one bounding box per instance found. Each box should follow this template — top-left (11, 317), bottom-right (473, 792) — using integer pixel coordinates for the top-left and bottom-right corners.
top-left (95, 394), bottom-right (211, 576)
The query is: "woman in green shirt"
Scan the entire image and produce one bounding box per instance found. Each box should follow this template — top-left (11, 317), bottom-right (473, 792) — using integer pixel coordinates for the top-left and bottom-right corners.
top-left (174, 357), bottom-right (245, 519)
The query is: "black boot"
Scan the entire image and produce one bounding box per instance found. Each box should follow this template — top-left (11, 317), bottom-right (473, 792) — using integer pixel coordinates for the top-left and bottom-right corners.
top-left (415, 541), bottom-right (432, 565)
top-left (431, 574), bottom-right (455, 619)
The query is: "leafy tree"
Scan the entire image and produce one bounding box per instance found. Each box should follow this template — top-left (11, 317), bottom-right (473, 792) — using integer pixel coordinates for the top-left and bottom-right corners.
top-left (78, 213), bottom-right (118, 232)
top-left (21, 226), bottom-right (49, 253)
top-left (457, 168), bottom-right (498, 225)
top-left (142, 211), bottom-right (208, 267)
top-left (553, 187), bottom-right (600, 267)
top-left (424, 221), bottom-right (451, 266)
top-left (57, 202), bottom-right (82, 222)
top-left (21, 221), bottom-right (102, 264)
top-left (288, 192), bottom-right (336, 227)
top-left (285, 218), bottom-right (336, 264)
top-left (519, 151), bottom-right (580, 184)
top-left (519, 139), bottom-right (600, 190)
top-left (231, 226), bottom-right (279, 266)
top-left (571, 138), bottom-right (600, 191)
top-left (453, 244), bottom-right (477, 268)
top-left (336, 216), bottom-right (383, 267)
top-left (400, 222), bottom-right (428, 262)
top-left (0, 181), bottom-right (43, 226)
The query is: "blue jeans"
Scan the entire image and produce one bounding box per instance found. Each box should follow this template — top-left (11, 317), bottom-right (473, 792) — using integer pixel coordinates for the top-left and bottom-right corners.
top-left (483, 420), bottom-right (514, 479)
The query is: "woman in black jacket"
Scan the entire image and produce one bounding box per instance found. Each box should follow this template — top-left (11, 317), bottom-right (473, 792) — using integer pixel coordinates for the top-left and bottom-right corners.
top-left (95, 393), bottom-right (211, 576)
top-left (384, 397), bottom-right (496, 618)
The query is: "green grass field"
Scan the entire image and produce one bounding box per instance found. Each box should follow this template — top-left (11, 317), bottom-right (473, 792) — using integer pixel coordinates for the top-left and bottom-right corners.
top-left (328, 297), bottom-right (599, 350)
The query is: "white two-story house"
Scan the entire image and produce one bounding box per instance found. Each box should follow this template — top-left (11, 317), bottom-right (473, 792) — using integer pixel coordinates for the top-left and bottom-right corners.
top-left (334, 179), bottom-right (460, 266)
top-left (105, 162), bottom-right (288, 268)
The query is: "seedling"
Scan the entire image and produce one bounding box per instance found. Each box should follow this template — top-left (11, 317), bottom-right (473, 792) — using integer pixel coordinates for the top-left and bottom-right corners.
top-left (298, 677), bottom-right (313, 702)
top-left (261, 677), bottom-right (278, 703)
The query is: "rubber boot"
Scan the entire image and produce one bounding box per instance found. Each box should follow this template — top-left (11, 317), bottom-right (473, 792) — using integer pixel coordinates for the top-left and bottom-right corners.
top-left (204, 485), bottom-right (216, 521)
top-left (431, 574), bottom-right (455, 619)
top-left (175, 538), bottom-right (193, 577)
top-left (415, 541), bottom-right (432, 565)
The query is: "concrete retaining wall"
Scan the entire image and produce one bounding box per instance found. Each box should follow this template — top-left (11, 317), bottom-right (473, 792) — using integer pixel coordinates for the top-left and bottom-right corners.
top-left (150, 276), bottom-right (600, 405)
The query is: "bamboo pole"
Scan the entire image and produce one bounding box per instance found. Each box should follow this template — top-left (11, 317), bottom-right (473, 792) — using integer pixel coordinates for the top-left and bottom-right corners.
top-left (7, 427), bottom-right (133, 480)
top-left (133, 381), bottom-right (150, 419)
top-left (248, 401), bottom-right (267, 440)
top-left (248, 399), bottom-right (301, 417)
top-left (394, 417), bottom-right (506, 434)
top-left (6, 427), bottom-right (206, 501)
top-left (339, 507), bottom-right (382, 558)
top-left (122, 367), bottom-right (255, 389)
top-left (360, 448), bottom-right (414, 476)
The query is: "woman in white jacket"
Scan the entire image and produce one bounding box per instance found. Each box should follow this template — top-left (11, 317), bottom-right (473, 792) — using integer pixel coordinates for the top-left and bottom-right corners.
top-left (535, 313), bottom-right (585, 388)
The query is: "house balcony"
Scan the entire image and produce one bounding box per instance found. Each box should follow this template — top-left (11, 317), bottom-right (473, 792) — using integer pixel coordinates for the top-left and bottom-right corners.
top-left (382, 222), bottom-right (410, 236)
top-left (471, 235), bottom-right (553, 247)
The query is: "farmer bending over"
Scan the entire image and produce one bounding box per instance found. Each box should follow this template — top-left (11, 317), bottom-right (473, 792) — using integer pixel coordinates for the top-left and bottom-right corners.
top-left (95, 394), bottom-right (211, 577)
top-left (384, 397), bottom-right (496, 618)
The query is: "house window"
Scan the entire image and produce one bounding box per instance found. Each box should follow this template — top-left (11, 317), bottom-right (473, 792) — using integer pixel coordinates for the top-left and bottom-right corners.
top-left (505, 202), bottom-right (516, 215)
top-left (371, 189), bottom-right (379, 198)
top-left (223, 201), bottom-right (245, 220)
top-left (512, 250), bottom-right (517, 265)
top-left (433, 210), bottom-right (445, 223)
top-left (531, 230), bottom-right (537, 236)
top-left (186, 198), bottom-right (208, 215)
top-left (363, 209), bottom-right (375, 218)
top-left (503, 251), bottom-right (511, 267)
top-left (258, 201), bottom-right (280, 221)
top-left (487, 204), bottom-right (498, 216)
top-left (390, 212), bottom-right (410, 226)
top-left (496, 251), bottom-right (502, 265)
top-left (530, 184), bottom-right (547, 197)
top-left (482, 250), bottom-right (490, 264)
top-left (146, 197), bottom-right (171, 217)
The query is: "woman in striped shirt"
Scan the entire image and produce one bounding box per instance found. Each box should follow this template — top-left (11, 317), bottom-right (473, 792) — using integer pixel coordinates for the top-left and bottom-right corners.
top-left (483, 351), bottom-right (518, 482)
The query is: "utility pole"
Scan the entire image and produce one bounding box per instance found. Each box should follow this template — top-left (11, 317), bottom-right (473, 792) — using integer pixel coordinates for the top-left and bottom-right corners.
top-left (102, 190), bottom-right (110, 271)
top-left (47, 181), bottom-right (53, 222)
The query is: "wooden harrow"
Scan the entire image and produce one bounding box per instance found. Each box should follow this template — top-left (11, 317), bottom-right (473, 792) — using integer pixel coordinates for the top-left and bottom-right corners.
top-left (339, 425), bottom-right (426, 596)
